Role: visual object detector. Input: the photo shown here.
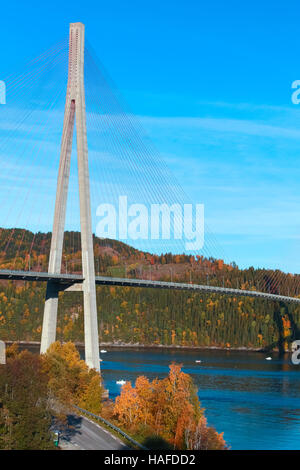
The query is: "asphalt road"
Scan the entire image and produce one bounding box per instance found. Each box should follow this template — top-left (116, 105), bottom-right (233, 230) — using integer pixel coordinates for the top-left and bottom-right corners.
top-left (59, 413), bottom-right (129, 450)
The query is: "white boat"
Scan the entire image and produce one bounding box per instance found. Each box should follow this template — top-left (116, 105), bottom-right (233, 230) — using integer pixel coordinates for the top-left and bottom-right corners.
top-left (195, 360), bottom-right (202, 363)
top-left (265, 357), bottom-right (272, 361)
top-left (116, 380), bottom-right (126, 385)
top-left (100, 350), bottom-right (107, 353)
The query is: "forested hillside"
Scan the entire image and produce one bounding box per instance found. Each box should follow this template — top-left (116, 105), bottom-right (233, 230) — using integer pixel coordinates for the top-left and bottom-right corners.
top-left (0, 228), bottom-right (299, 351)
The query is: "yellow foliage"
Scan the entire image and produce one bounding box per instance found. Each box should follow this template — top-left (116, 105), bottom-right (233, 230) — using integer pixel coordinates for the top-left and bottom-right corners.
top-left (43, 341), bottom-right (103, 414)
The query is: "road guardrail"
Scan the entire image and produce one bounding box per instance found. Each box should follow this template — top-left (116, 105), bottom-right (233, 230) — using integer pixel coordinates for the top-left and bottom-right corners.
top-left (73, 405), bottom-right (148, 450)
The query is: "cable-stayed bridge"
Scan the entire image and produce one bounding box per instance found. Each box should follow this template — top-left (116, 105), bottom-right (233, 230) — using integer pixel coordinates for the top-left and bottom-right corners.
top-left (1, 22), bottom-right (299, 370)
top-left (0, 269), bottom-right (299, 304)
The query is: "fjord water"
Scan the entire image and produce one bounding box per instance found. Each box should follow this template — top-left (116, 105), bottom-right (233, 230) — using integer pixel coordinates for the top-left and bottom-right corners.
top-left (99, 348), bottom-right (300, 450)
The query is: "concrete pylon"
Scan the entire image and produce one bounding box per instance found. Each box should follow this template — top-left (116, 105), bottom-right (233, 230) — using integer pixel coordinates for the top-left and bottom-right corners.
top-left (40, 23), bottom-right (100, 372)
top-left (0, 340), bottom-right (6, 364)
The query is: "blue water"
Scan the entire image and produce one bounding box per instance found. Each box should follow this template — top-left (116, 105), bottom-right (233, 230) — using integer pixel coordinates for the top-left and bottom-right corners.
top-left (98, 348), bottom-right (300, 450)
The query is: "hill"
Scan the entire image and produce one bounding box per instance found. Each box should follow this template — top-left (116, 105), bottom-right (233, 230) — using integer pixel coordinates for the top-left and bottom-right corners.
top-left (0, 228), bottom-right (299, 352)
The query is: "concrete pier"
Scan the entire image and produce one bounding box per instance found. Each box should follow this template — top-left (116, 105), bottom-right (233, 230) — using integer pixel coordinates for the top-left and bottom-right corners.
top-left (0, 340), bottom-right (6, 364)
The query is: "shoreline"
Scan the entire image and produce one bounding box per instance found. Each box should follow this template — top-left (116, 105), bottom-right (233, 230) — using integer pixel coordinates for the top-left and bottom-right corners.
top-left (3, 340), bottom-right (275, 353)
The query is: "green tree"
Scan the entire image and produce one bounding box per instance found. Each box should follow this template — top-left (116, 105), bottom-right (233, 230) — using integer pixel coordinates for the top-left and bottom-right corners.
top-left (0, 351), bottom-right (55, 450)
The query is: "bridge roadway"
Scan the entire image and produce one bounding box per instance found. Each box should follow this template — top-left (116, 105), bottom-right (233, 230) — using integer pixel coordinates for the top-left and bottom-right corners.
top-left (0, 268), bottom-right (299, 304)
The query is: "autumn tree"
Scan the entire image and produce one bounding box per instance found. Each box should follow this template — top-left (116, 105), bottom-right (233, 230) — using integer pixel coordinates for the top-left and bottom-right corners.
top-left (0, 350), bottom-right (55, 450)
top-left (113, 364), bottom-right (227, 450)
top-left (43, 341), bottom-right (103, 414)
top-left (113, 381), bottom-right (142, 427)
top-left (151, 364), bottom-right (202, 448)
top-left (186, 416), bottom-right (227, 450)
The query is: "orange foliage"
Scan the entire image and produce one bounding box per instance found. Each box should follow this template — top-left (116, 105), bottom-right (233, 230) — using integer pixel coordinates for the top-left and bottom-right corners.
top-left (217, 259), bottom-right (224, 270)
top-left (113, 364), bottom-right (227, 450)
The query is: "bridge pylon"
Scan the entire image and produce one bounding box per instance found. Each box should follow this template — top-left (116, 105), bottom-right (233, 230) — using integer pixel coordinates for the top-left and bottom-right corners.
top-left (40, 23), bottom-right (100, 371)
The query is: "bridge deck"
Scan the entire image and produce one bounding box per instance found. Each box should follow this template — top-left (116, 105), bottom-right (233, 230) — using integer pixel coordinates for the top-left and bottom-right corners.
top-left (0, 269), bottom-right (299, 304)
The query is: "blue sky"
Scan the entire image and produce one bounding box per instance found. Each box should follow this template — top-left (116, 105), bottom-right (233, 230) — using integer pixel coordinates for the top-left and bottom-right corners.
top-left (1, 0), bottom-right (300, 272)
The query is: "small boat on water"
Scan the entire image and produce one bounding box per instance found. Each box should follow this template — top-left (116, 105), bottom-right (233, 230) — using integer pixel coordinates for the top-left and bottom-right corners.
top-left (195, 360), bottom-right (202, 363)
top-left (116, 380), bottom-right (126, 385)
top-left (101, 350), bottom-right (107, 353)
top-left (265, 357), bottom-right (272, 361)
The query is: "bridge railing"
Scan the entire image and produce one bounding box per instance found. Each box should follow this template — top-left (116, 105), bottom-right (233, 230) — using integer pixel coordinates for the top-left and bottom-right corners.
top-left (72, 404), bottom-right (148, 450)
top-left (1, 269), bottom-right (300, 304)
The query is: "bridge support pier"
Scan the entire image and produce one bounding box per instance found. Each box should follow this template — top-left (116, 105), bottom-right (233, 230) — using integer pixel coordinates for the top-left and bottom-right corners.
top-left (41, 281), bottom-right (59, 351)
